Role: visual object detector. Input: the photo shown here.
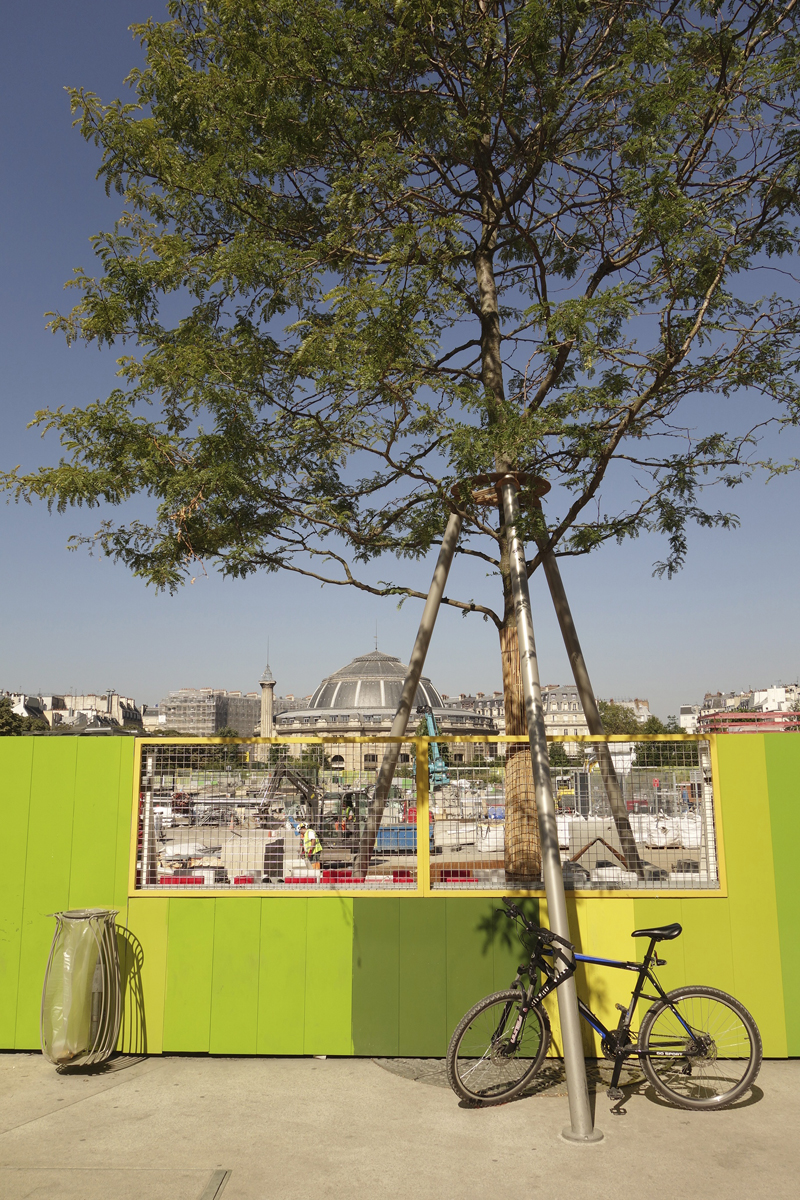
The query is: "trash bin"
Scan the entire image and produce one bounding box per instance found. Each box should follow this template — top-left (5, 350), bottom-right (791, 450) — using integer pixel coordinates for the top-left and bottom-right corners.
top-left (40, 909), bottom-right (121, 1067)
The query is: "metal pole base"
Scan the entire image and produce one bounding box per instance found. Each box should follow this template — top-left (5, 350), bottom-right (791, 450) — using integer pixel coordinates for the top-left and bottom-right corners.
top-left (561, 1126), bottom-right (605, 1144)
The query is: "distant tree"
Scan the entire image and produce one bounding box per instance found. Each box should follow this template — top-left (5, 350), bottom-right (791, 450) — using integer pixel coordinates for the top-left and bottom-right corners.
top-left (0, 699), bottom-right (23, 736)
top-left (547, 741), bottom-right (584, 769)
top-left (597, 700), bottom-right (648, 737)
top-left (20, 715), bottom-right (50, 733)
top-left (216, 726), bottom-right (240, 739)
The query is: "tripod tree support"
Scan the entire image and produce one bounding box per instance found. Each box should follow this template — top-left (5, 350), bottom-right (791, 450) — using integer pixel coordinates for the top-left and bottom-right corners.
top-left (537, 531), bottom-right (646, 880)
top-left (353, 511), bottom-right (463, 876)
top-left (499, 473), bottom-right (602, 1144)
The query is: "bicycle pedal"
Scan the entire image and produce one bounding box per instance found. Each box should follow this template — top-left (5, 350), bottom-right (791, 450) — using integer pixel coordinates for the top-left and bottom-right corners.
top-left (607, 1087), bottom-right (625, 1101)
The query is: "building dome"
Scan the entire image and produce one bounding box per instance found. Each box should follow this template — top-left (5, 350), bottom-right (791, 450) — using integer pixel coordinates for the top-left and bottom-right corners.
top-left (274, 647), bottom-right (496, 764)
top-left (309, 650), bottom-right (443, 712)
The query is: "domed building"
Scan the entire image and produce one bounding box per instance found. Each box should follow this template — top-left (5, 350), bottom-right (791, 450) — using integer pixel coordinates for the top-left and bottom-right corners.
top-left (275, 650), bottom-right (496, 771)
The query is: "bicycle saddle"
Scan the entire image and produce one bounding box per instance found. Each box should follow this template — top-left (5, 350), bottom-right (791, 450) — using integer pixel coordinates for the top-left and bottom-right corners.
top-left (631, 922), bottom-right (682, 941)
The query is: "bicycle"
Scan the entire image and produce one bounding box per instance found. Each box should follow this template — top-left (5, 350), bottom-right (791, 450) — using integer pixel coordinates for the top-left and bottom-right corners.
top-left (446, 898), bottom-right (762, 1111)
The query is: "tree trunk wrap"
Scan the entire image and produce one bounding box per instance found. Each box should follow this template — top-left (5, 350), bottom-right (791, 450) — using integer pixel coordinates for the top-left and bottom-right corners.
top-left (499, 621), bottom-right (542, 881)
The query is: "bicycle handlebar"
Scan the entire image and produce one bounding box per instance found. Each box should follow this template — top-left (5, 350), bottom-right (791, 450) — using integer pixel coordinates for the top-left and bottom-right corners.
top-left (500, 897), bottom-right (574, 953)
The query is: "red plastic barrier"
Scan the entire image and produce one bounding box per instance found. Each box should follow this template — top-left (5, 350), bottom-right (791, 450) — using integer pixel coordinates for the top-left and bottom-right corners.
top-left (233, 876), bottom-right (256, 885)
top-left (159, 876), bottom-right (204, 885)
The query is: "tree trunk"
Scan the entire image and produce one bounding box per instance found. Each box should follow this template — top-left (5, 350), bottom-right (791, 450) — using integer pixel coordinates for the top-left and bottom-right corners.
top-left (474, 164), bottom-right (541, 881)
top-left (499, 620), bottom-right (542, 882)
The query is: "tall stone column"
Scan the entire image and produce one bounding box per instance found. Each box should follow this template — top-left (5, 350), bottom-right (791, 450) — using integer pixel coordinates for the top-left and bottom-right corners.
top-left (257, 662), bottom-right (275, 762)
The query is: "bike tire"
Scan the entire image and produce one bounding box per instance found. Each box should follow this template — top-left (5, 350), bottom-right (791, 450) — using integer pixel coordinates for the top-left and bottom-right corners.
top-left (446, 990), bottom-right (551, 1106)
top-left (639, 985), bottom-right (762, 1110)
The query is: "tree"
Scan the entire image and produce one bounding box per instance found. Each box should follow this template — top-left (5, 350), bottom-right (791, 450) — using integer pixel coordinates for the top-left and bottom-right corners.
top-left (597, 700), bottom-right (650, 737)
top-left (5, 2), bottom-right (800, 878)
top-left (0, 700), bottom-right (49, 735)
top-left (547, 741), bottom-right (584, 770)
top-left (0, 699), bottom-right (23, 736)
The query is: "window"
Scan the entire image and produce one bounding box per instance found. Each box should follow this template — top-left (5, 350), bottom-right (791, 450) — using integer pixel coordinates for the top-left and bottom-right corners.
top-left (331, 754), bottom-right (344, 766)
top-left (454, 753), bottom-right (464, 763)
top-left (399, 753), bottom-right (410, 763)
top-left (364, 754), bottom-right (378, 764)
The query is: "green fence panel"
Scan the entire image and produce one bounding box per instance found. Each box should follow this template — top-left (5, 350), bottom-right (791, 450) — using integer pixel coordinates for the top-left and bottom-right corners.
top-left (113, 742), bottom-right (137, 910)
top-left (303, 898), bottom-right (354, 1056)
top-left (209, 897), bottom-right (261, 1054)
top-left (676, 898), bottom-right (735, 997)
top-left (122, 896), bottom-right (169, 1055)
top-left (444, 898), bottom-right (498, 1043)
top-left (631, 896), bottom-right (688, 996)
top-left (352, 898), bottom-right (400, 1056)
top-left (68, 740), bottom-right (129, 911)
top-left (491, 899), bottom-right (538, 991)
top-left (715, 735), bottom-right (787, 1056)
top-left (0, 740), bottom-right (34, 1048)
top-left (257, 897), bottom-right (308, 1054)
top-left (162, 898), bottom-right (216, 1053)
top-left (397, 898), bottom-right (448, 1056)
top-left (14, 740), bottom-right (78, 1047)
top-left (765, 734), bottom-right (800, 1054)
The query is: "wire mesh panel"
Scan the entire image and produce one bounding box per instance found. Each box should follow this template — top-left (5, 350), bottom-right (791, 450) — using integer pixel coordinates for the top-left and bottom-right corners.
top-left (135, 740), bottom-right (418, 891)
top-left (429, 739), bottom-right (719, 892)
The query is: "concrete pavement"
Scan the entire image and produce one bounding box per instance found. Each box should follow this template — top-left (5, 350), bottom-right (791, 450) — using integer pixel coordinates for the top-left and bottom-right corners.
top-left (0, 1053), bottom-right (796, 1199)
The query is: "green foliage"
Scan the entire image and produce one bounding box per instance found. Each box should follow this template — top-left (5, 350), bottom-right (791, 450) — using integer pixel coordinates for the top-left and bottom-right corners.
top-left (3, 1), bottom-right (800, 624)
top-left (0, 700), bottom-right (50, 735)
top-left (597, 700), bottom-right (647, 737)
top-left (20, 715), bottom-right (49, 733)
top-left (216, 726), bottom-right (240, 739)
top-left (547, 741), bottom-right (584, 769)
top-left (0, 698), bottom-right (23, 736)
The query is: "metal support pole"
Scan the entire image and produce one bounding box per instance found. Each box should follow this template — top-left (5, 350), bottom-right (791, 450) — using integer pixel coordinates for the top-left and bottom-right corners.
top-left (538, 538), bottom-right (645, 878)
top-left (354, 511), bottom-right (463, 875)
top-left (499, 476), bottom-right (602, 1144)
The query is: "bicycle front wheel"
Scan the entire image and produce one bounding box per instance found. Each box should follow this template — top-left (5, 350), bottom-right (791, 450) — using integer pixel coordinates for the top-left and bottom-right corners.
top-left (640, 985), bottom-right (762, 1110)
top-left (446, 990), bottom-right (551, 1106)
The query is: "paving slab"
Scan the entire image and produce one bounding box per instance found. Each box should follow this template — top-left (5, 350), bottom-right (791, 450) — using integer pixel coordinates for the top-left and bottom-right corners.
top-left (0, 1053), bottom-right (796, 1200)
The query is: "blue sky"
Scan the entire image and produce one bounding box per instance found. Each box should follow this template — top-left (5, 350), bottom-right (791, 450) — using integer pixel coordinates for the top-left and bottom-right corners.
top-left (1, 2), bottom-right (798, 716)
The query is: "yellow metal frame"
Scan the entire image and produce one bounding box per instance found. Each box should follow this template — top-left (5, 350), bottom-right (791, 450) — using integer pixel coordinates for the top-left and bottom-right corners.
top-left (129, 734), bottom-right (726, 899)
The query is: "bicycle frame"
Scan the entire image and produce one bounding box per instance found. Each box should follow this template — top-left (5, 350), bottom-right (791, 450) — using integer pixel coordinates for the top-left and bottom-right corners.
top-left (519, 935), bottom-right (698, 1096)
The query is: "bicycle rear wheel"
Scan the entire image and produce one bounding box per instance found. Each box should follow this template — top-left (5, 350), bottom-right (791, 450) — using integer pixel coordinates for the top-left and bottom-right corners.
top-left (640, 985), bottom-right (762, 1110)
top-left (446, 990), bottom-right (551, 1105)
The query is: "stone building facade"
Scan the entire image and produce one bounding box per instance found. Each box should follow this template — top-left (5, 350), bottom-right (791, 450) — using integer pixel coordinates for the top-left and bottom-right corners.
top-left (274, 650), bottom-right (496, 771)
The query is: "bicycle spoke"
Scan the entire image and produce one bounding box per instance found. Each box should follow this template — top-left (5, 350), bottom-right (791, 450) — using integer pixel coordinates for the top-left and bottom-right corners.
top-left (642, 987), bottom-right (760, 1109)
top-left (447, 992), bottom-right (548, 1103)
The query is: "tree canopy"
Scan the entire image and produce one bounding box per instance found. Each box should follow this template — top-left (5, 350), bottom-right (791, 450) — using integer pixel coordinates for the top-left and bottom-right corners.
top-left (3, 0), bottom-right (799, 631)
top-left (0, 699), bottom-right (49, 735)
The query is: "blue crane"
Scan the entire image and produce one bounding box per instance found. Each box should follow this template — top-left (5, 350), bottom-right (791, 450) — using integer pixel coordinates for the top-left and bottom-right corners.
top-left (415, 704), bottom-right (450, 788)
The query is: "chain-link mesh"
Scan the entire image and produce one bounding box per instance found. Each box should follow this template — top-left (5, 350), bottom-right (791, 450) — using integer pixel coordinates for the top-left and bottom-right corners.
top-left (134, 737), bottom-right (719, 892)
top-left (429, 739), bottom-right (719, 891)
top-left (136, 740), bottom-right (419, 890)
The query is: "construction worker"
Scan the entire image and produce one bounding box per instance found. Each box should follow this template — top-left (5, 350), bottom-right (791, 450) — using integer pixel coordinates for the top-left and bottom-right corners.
top-left (303, 824), bottom-right (322, 866)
